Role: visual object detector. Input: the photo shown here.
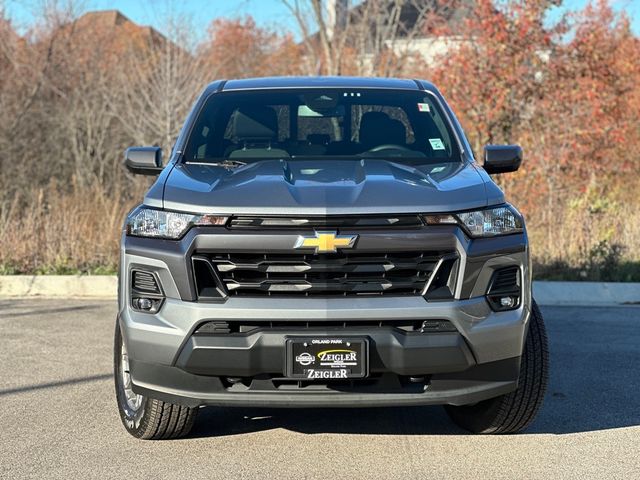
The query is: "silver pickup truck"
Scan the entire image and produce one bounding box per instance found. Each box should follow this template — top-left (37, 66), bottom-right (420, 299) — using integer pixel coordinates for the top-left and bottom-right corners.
top-left (115, 76), bottom-right (548, 439)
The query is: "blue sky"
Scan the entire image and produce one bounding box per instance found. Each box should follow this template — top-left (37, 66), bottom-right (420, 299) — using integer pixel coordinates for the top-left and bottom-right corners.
top-left (4, 0), bottom-right (296, 33)
top-left (4, 0), bottom-right (639, 36)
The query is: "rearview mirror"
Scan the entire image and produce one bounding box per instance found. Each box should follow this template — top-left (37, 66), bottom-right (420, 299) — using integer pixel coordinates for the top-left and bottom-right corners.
top-left (124, 147), bottom-right (163, 175)
top-left (483, 145), bottom-right (522, 174)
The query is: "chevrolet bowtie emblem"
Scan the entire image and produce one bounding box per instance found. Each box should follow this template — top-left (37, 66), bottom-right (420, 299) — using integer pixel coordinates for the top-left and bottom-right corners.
top-left (294, 231), bottom-right (358, 254)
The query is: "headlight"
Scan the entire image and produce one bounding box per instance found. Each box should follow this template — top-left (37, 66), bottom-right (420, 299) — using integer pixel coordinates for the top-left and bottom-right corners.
top-left (126, 206), bottom-right (228, 239)
top-left (423, 205), bottom-right (523, 238)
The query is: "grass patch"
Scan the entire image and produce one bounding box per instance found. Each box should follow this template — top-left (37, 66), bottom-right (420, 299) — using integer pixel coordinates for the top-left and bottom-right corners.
top-left (0, 262), bottom-right (117, 275)
top-left (533, 260), bottom-right (640, 282)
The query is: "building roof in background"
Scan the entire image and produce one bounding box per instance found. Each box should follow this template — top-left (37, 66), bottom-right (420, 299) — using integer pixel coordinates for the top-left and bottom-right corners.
top-left (72, 9), bottom-right (168, 46)
top-left (75, 9), bottom-right (130, 28)
top-left (354, 0), bottom-right (474, 37)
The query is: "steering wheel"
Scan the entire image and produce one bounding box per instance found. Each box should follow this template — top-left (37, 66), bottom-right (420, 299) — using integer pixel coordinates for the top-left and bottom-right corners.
top-left (366, 144), bottom-right (414, 153)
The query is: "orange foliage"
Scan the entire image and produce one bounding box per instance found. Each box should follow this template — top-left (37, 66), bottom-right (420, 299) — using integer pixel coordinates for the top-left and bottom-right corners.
top-left (428, 0), bottom-right (640, 213)
top-left (199, 17), bottom-right (303, 78)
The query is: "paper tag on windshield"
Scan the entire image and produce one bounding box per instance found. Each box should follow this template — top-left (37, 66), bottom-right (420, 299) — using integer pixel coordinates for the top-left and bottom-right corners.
top-left (417, 103), bottom-right (430, 112)
top-left (429, 138), bottom-right (445, 150)
top-left (430, 166), bottom-right (446, 173)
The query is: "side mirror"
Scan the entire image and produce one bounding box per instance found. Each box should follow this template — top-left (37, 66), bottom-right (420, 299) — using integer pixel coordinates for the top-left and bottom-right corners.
top-left (483, 145), bottom-right (522, 174)
top-left (124, 147), bottom-right (163, 175)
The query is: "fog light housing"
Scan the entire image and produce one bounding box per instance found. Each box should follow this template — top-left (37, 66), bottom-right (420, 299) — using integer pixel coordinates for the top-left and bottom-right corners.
top-left (130, 270), bottom-right (164, 313)
top-left (486, 267), bottom-right (521, 311)
top-left (131, 296), bottom-right (163, 313)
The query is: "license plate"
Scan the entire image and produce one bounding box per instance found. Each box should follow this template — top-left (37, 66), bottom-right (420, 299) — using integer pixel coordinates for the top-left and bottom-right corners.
top-left (286, 337), bottom-right (368, 380)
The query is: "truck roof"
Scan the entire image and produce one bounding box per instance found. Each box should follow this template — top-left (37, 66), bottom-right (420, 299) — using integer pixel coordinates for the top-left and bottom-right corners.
top-left (206, 76), bottom-right (437, 93)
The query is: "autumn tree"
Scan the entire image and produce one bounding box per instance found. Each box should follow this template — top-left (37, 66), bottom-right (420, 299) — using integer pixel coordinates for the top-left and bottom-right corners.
top-left (113, 13), bottom-right (205, 153)
top-left (199, 17), bottom-right (303, 79)
top-left (428, 0), bottom-right (640, 261)
top-left (546, 1), bottom-right (640, 182)
top-left (0, 3), bottom-right (80, 192)
top-left (0, 10), bottom-right (20, 155)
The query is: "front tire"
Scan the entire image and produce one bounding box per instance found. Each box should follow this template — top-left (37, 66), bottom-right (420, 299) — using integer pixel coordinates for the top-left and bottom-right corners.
top-left (445, 300), bottom-right (549, 434)
top-left (114, 321), bottom-right (198, 440)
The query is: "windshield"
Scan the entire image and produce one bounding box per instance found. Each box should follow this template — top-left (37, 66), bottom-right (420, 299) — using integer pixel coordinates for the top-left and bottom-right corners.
top-left (183, 88), bottom-right (461, 165)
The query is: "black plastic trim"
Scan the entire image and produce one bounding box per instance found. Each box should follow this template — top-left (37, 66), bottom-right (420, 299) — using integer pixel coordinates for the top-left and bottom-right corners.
top-left (130, 356), bottom-right (520, 408)
top-left (486, 266), bottom-right (521, 311)
top-left (174, 327), bottom-right (474, 377)
top-left (129, 269), bottom-right (165, 313)
top-left (191, 255), bottom-right (228, 301)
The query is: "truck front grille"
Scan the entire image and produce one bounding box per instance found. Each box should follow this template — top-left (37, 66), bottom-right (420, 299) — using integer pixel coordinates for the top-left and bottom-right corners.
top-left (204, 251), bottom-right (449, 297)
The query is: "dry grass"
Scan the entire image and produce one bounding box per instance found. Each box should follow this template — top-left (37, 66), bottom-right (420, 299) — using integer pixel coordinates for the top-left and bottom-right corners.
top-left (0, 180), bottom-right (141, 274)
top-left (1, 180), bottom-right (639, 280)
top-left (525, 186), bottom-right (640, 281)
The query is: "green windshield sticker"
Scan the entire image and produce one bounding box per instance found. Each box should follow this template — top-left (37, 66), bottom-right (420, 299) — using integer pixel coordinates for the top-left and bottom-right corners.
top-left (429, 138), bottom-right (446, 150)
top-left (430, 166), bottom-right (446, 173)
top-left (417, 103), bottom-right (430, 112)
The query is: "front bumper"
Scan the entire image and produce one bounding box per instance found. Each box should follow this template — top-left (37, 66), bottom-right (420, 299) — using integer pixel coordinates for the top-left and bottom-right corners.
top-left (119, 224), bottom-right (531, 407)
top-left (129, 356), bottom-right (520, 408)
top-left (177, 327), bottom-right (473, 377)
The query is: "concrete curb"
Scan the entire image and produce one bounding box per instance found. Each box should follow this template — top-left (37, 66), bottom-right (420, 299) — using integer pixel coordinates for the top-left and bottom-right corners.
top-left (0, 275), bottom-right (117, 299)
top-left (0, 276), bottom-right (638, 306)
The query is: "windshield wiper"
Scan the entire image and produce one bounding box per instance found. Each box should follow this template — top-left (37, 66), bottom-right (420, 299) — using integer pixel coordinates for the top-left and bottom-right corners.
top-left (192, 160), bottom-right (247, 168)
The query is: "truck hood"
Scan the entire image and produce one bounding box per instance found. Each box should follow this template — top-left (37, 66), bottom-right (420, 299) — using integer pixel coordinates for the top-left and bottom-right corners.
top-left (157, 159), bottom-right (503, 215)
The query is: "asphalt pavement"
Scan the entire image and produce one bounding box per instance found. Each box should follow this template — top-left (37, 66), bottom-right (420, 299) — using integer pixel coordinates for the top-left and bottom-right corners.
top-left (0, 299), bottom-right (638, 479)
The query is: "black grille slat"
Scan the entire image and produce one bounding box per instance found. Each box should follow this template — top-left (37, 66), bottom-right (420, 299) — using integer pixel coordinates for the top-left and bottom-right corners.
top-left (206, 251), bottom-right (451, 297)
top-left (229, 215), bottom-right (424, 229)
top-left (132, 270), bottom-right (161, 294)
top-left (488, 267), bottom-right (520, 294)
top-left (216, 260), bottom-right (439, 274)
top-left (224, 279), bottom-right (427, 293)
top-left (194, 319), bottom-right (445, 334)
